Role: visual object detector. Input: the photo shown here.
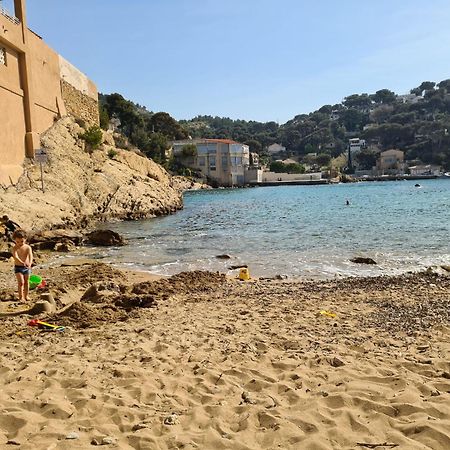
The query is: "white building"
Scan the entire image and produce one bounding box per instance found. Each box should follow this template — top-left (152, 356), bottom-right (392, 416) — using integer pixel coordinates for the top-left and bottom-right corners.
top-left (409, 164), bottom-right (441, 176)
top-left (267, 143), bottom-right (286, 155)
top-left (398, 94), bottom-right (422, 104)
top-left (349, 138), bottom-right (366, 153)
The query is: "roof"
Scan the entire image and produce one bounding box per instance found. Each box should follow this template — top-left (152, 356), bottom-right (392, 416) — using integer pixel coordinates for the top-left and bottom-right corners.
top-left (172, 138), bottom-right (242, 145)
top-left (203, 138), bottom-right (239, 144)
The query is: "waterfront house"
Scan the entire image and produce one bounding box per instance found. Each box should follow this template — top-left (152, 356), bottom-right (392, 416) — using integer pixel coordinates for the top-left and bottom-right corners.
top-left (409, 164), bottom-right (442, 176)
top-left (172, 138), bottom-right (252, 186)
top-left (376, 149), bottom-right (405, 175)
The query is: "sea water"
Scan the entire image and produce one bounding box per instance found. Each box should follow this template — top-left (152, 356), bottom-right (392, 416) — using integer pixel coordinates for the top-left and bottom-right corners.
top-left (72, 179), bottom-right (450, 279)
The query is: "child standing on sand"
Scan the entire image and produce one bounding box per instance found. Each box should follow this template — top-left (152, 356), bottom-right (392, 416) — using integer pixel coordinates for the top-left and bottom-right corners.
top-left (11, 229), bottom-right (33, 302)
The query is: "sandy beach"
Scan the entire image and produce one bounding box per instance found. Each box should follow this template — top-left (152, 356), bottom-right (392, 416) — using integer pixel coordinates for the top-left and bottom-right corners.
top-left (0, 259), bottom-right (449, 450)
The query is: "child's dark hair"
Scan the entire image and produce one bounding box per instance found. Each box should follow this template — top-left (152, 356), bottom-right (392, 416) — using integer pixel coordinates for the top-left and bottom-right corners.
top-left (12, 229), bottom-right (27, 240)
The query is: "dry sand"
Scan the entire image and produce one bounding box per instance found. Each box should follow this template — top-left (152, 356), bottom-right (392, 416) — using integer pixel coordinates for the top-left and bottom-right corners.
top-left (0, 259), bottom-right (449, 449)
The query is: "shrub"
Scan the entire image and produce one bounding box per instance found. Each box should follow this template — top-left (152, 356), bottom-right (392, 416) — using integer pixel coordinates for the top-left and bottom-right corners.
top-left (181, 144), bottom-right (197, 157)
top-left (80, 125), bottom-right (103, 150)
top-left (108, 149), bottom-right (118, 159)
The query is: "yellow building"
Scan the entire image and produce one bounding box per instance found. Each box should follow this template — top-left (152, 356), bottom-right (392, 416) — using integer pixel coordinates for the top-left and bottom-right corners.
top-left (376, 149), bottom-right (405, 175)
top-left (0, 0), bottom-right (98, 186)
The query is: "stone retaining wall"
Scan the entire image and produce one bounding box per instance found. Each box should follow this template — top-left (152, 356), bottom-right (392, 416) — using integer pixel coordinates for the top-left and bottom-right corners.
top-left (61, 80), bottom-right (99, 126)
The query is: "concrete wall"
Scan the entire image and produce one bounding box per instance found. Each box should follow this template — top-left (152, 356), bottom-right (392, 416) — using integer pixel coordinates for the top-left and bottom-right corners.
top-left (0, 39), bottom-right (26, 184)
top-left (0, 1), bottom-right (98, 186)
top-left (262, 172), bottom-right (322, 182)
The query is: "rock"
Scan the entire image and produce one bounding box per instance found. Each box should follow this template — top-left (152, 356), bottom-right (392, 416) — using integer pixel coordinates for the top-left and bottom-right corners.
top-left (6, 439), bottom-right (21, 446)
top-left (84, 230), bottom-right (125, 246)
top-left (216, 254), bottom-right (231, 259)
top-left (328, 357), bottom-right (345, 367)
top-left (0, 215), bottom-right (21, 238)
top-left (0, 251), bottom-right (11, 260)
top-left (350, 257), bottom-right (377, 265)
top-left (229, 264), bottom-right (248, 270)
top-left (417, 344), bottom-right (430, 351)
top-left (54, 241), bottom-right (76, 252)
top-left (0, 117), bottom-right (183, 230)
top-left (163, 413), bottom-right (179, 425)
top-left (29, 229), bottom-right (83, 246)
top-left (132, 423), bottom-right (148, 431)
top-left (90, 438), bottom-right (101, 446)
top-left (241, 391), bottom-right (256, 404)
top-left (101, 436), bottom-right (117, 445)
top-left (65, 432), bottom-right (80, 440)
top-left (441, 265), bottom-right (450, 272)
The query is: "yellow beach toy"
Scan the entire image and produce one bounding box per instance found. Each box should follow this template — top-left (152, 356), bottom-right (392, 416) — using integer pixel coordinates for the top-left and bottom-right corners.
top-left (238, 267), bottom-right (251, 281)
top-left (319, 310), bottom-right (337, 318)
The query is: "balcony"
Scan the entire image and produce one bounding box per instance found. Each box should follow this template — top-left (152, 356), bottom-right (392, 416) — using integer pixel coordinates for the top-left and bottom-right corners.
top-left (0, 6), bottom-right (20, 25)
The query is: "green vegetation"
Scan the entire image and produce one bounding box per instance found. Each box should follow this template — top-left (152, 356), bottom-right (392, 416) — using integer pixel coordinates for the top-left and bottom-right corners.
top-left (99, 78), bottom-right (450, 171)
top-left (80, 125), bottom-right (103, 150)
top-left (270, 161), bottom-right (305, 174)
top-left (181, 144), bottom-right (197, 157)
top-left (107, 148), bottom-right (118, 159)
top-left (99, 93), bottom-right (187, 163)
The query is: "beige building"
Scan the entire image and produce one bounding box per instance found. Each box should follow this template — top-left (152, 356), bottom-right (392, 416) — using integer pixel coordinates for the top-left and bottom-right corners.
top-left (0, 0), bottom-right (98, 186)
top-left (376, 149), bottom-right (405, 175)
top-left (173, 138), bottom-right (251, 187)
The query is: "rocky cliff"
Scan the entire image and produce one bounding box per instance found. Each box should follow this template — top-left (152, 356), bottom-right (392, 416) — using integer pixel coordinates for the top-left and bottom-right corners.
top-left (0, 117), bottom-right (183, 230)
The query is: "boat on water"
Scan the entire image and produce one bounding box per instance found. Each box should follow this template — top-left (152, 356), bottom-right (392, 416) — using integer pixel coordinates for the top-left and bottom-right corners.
top-left (444, 172), bottom-right (450, 177)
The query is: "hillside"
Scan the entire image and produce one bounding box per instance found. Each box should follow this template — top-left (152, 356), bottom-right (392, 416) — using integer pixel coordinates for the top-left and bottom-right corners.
top-left (0, 117), bottom-right (183, 230)
top-left (179, 79), bottom-right (450, 170)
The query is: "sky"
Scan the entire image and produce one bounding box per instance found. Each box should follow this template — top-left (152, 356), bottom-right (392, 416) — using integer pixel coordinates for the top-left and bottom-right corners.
top-left (5, 0), bottom-right (450, 123)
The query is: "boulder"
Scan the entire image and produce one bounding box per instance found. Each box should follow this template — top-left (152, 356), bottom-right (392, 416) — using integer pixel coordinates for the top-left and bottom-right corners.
top-left (84, 229), bottom-right (125, 246)
top-left (29, 229), bottom-right (83, 249)
top-left (216, 254), bottom-right (231, 259)
top-left (350, 257), bottom-right (377, 265)
top-left (54, 241), bottom-right (76, 252)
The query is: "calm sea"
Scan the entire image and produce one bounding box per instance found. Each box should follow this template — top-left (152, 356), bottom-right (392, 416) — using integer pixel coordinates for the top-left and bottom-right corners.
top-left (71, 179), bottom-right (450, 279)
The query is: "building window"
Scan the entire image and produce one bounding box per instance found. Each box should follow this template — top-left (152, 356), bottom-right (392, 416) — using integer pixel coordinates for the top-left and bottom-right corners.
top-left (209, 156), bottom-right (216, 171)
top-left (198, 157), bottom-right (205, 166)
top-left (0, 48), bottom-right (6, 66)
top-left (221, 156), bottom-right (228, 167)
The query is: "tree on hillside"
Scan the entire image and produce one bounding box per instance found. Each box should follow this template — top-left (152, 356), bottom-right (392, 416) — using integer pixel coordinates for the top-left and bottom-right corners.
top-left (410, 81), bottom-right (436, 96)
top-left (343, 93), bottom-right (372, 110)
top-left (370, 104), bottom-right (394, 124)
top-left (148, 112), bottom-right (188, 140)
top-left (142, 132), bottom-right (169, 163)
top-left (371, 89), bottom-right (397, 105)
top-left (437, 79), bottom-right (450, 92)
top-left (339, 108), bottom-right (367, 131)
top-left (245, 139), bottom-right (262, 153)
top-left (316, 153), bottom-right (332, 167)
top-left (363, 123), bottom-right (414, 148)
top-left (354, 149), bottom-right (378, 170)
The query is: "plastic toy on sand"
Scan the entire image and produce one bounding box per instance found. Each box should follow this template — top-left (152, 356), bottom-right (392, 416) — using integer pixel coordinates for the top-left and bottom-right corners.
top-left (28, 275), bottom-right (46, 289)
top-left (28, 319), bottom-right (65, 332)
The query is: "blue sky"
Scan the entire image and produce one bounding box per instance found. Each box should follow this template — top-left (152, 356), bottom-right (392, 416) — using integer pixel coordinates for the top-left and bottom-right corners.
top-left (8, 0), bottom-right (450, 122)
